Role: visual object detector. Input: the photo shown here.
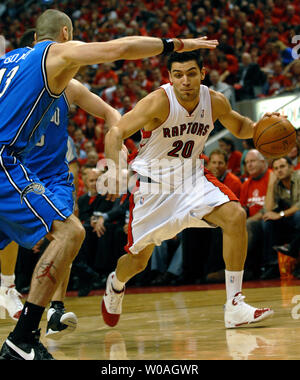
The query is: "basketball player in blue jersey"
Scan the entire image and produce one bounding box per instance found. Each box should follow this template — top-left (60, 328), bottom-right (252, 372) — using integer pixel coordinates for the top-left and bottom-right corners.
top-left (0, 29), bottom-right (120, 339)
top-left (0, 9), bottom-right (218, 360)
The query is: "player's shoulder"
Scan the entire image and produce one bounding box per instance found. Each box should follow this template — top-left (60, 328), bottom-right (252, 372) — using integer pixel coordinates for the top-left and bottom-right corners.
top-left (209, 88), bottom-right (231, 119)
top-left (138, 87), bottom-right (169, 112)
top-left (209, 88), bottom-right (229, 107)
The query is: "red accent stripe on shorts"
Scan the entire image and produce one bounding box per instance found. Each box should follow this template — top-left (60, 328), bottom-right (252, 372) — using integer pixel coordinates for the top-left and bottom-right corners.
top-left (204, 168), bottom-right (238, 202)
top-left (124, 180), bottom-right (139, 254)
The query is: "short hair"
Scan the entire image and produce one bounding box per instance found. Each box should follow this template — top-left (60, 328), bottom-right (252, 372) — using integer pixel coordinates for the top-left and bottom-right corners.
top-left (219, 137), bottom-right (235, 152)
top-left (36, 9), bottom-right (72, 42)
top-left (167, 50), bottom-right (203, 72)
top-left (209, 149), bottom-right (228, 163)
top-left (246, 149), bottom-right (266, 162)
top-left (272, 156), bottom-right (293, 167)
top-left (19, 29), bottom-right (35, 48)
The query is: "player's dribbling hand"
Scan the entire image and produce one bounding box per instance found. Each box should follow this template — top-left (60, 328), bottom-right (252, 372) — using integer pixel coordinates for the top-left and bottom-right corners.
top-left (253, 112), bottom-right (287, 129)
top-left (177, 36), bottom-right (219, 52)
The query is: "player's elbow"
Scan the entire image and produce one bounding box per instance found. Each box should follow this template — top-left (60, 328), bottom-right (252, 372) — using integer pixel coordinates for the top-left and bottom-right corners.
top-left (105, 126), bottom-right (124, 145)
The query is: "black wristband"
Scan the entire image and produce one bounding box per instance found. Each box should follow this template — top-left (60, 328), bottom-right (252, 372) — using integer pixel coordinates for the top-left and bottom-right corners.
top-left (161, 38), bottom-right (174, 54)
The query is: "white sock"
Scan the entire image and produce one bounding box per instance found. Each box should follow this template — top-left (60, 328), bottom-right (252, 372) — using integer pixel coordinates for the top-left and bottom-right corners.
top-left (225, 270), bottom-right (244, 301)
top-left (112, 272), bottom-right (125, 292)
top-left (0, 274), bottom-right (15, 289)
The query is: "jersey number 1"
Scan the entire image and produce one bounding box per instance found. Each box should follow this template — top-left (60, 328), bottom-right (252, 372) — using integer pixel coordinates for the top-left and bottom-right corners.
top-left (0, 66), bottom-right (19, 98)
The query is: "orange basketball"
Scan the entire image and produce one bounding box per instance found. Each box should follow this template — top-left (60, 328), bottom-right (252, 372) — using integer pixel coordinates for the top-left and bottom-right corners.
top-left (253, 115), bottom-right (296, 158)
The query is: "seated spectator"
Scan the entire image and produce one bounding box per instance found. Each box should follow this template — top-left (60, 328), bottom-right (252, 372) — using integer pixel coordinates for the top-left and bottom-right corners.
top-left (287, 144), bottom-right (300, 170)
top-left (207, 149), bottom-right (242, 198)
top-left (218, 137), bottom-right (242, 177)
top-left (257, 41), bottom-right (279, 71)
top-left (92, 195), bottom-right (130, 285)
top-left (240, 150), bottom-right (272, 278)
top-left (72, 169), bottom-right (115, 296)
top-left (234, 52), bottom-right (266, 100)
top-left (85, 150), bottom-right (100, 168)
top-left (240, 139), bottom-right (255, 179)
top-left (117, 95), bottom-right (132, 116)
top-left (74, 127), bottom-right (88, 157)
top-left (136, 69), bottom-right (153, 93)
top-left (92, 62), bottom-right (119, 93)
top-left (283, 60), bottom-right (300, 91)
top-left (150, 66), bottom-right (169, 87)
top-left (218, 53), bottom-right (239, 86)
top-left (260, 157), bottom-right (300, 279)
top-left (209, 70), bottom-right (236, 109)
top-left (262, 60), bottom-right (292, 96)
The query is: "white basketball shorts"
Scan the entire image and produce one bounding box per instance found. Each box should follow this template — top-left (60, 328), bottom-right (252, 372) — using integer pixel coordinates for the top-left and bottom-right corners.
top-left (125, 168), bottom-right (238, 255)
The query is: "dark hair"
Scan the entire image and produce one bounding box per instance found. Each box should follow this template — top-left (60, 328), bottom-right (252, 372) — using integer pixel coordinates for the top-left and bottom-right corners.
top-left (167, 50), bottom-right (203, 71)
top-left (219, 137), bottom-right (235, 152)
top-left (19, 29), bottom-right (35, 48)
top-left (272, 156), bottom-right (293, 167)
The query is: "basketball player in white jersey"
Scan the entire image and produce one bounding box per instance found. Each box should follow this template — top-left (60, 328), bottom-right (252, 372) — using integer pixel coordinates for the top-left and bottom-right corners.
top-left (98, 51), bottom-right (275, 328)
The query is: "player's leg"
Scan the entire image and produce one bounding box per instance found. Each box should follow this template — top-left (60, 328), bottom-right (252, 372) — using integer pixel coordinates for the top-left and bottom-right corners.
top-left (204, 201), bottom-right (247, 273)
top-left (203, 201), bottom-right (273, 328)
top-left (0, 242), bottom-right (23, 320)
top-left (44, 178), bottom-right (78, 340)
top-left (102, 244), bottom-right (155, 327)
top-left (0, 215), bottom-right (85, 360)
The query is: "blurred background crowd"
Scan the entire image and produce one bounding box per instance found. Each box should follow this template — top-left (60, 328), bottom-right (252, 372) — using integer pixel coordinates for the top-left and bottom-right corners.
top-left (0, 0), bottom-right (300, 295)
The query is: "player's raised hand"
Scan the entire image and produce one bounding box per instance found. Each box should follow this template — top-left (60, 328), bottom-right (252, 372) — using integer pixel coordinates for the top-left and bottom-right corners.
top-left (176, 36), bottom-right (219, 52)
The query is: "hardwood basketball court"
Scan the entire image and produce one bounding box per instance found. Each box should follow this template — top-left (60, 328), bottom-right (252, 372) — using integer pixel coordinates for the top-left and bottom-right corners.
top-left (1, 279), bottom-right (300, 360)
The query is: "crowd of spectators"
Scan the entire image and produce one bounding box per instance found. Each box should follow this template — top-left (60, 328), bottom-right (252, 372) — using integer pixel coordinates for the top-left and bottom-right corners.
top-left (1, 0), bottom-right (300, 293)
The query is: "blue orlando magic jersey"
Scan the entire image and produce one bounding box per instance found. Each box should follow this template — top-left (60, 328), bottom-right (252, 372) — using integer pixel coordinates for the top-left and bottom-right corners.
top-left (25, 94), bottom-right (71, 179)
top-left (0, 41), bottom-right (62, 160)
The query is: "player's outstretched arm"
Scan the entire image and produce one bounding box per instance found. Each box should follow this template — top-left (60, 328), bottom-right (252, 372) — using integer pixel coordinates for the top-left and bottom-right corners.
top-left (48, 37), bottom-right (218, 95)
top-left (56, 36), bottom-right (218, 67)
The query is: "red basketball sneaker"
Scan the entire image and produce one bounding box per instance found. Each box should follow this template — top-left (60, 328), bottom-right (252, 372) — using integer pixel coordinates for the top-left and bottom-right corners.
top-left (224, 292), bottom-right (274, 328)
top-left (101, 272), bottom-right (125, 327)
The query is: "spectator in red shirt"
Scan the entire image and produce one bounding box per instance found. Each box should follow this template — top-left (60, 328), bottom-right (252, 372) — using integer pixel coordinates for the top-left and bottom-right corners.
top-left (262, 60), bottom-right (292, 96)
top-left (208, 149), bottom-right (242, 198)
top-left (258, 41), bottom-right (279, 71)
top-left (218, 137), bottom-right (242, 176)
top-left (240, 150), bottom-right (272, 278)
top-left (218, 53), bottom-right (239, 85)
top-left (150, 67), bottom-right (169, 87)
top-left (136, 69), bottom-right (154, 93)
top-left (283, 4), bottom-right (300, 26)
top-left (92, 63), bottom-right (119, 93)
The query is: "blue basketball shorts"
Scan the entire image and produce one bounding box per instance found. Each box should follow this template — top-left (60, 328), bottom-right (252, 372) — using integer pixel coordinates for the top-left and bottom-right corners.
top-left (0, 147), bottom-right (73, 250)
top-left (41, 172), bottom-right (75, 214)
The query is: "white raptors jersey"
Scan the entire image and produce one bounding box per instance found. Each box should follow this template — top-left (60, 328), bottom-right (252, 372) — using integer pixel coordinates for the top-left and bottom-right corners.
top-left (131, 83), bottom-right (214, 187)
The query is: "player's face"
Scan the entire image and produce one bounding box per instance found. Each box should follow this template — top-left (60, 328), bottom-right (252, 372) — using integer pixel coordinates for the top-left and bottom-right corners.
top-left (169, 60), bottom-right (204, 103)
top-left (273, 158), bottom-right (292, 180)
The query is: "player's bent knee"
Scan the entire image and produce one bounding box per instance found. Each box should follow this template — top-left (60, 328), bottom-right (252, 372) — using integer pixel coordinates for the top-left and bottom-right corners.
top-left (223, 203), bottom-right (246, 230)
top-left (70, 219), bottom-right (85, 244)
